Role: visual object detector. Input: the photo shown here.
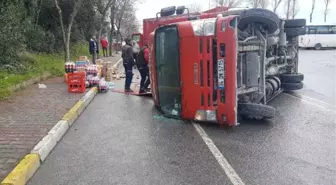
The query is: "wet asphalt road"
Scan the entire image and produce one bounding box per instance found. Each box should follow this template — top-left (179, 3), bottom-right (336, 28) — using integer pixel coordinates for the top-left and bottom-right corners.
top-left (28, 50), bottom-right (336, 185)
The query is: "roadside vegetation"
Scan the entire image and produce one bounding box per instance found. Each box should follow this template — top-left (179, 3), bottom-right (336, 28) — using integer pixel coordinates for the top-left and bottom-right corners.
top-left (0, 0), bottom-right (140, 99)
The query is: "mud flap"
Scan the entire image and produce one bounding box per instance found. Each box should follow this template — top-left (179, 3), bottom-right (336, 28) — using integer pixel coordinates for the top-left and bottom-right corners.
top-left (215, 16), bottom-right (239, 126)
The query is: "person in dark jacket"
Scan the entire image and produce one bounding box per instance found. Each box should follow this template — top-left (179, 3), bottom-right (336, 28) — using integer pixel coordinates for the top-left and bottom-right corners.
top-left (89, 35), bottom-right (99, 64)
top-left (121, 38), bottom-right (134, 92)
top-left (137, 44), bottom-right (150, 93)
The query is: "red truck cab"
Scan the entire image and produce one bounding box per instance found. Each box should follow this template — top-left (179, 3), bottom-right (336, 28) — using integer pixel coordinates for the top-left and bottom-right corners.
top-left (148, 16), bottom-right (239, 126)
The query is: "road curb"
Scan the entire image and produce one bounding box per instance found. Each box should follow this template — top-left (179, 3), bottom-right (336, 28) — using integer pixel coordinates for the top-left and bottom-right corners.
top-left (1, 87), bottom-right (98, 185)
top-left (0, 154), bottom-right (40, 185)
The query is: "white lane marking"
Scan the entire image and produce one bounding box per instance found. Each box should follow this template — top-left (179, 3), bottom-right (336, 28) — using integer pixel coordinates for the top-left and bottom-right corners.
top-left (284, 93), bottom-right (336, 114)
top-left (287, 92), bottom-right (335, 107)
top-left (192, 122), bottom-right (245, 185)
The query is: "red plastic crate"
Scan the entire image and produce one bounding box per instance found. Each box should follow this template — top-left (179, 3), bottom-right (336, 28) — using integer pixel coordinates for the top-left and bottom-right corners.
top-left (67, 72), bottom-right (86, 93)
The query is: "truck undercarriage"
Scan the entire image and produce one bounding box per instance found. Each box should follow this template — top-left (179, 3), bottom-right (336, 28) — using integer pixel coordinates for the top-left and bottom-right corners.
top-left (234, 9), bottom-right (306, 119)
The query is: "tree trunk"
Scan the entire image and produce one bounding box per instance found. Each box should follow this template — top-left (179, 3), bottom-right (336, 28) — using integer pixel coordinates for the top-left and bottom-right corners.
top-left (54, 0), bottom-right (67, 62)
top-left (109, 4), bottom-right (116, 56)
top-left (97, 0), bottom-right (114, 59)
top-left (65, 28), bottom-right (71, 62)
top-left (286, 0), bottom-right (291, 19)
top-left (54, 0), bottom-right (82, 62)
top-left (97, 18), bottom-right (104, 59)
top-left (324, 0), bottom-right (329, 23)
top-left (292, 0), bottom-right (296, 19)
top-left (309, 0), bottom-right (315, 23)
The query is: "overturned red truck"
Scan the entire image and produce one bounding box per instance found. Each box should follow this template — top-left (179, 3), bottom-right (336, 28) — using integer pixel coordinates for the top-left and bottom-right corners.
top-left (135, 6), bottom-right (306, 126)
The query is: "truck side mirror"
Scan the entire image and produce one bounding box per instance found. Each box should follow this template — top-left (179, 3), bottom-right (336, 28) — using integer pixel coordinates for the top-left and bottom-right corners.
top-left (160, 6), bottom-right (176, 17)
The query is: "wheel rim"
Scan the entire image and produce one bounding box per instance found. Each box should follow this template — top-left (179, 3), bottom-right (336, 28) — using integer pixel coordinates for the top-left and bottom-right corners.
top-left (315, 44), bottom-right (322, 50)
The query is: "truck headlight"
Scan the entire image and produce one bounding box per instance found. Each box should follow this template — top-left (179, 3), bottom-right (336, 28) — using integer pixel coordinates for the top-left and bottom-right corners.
top-left (194, 110), bottom-right (217, 122)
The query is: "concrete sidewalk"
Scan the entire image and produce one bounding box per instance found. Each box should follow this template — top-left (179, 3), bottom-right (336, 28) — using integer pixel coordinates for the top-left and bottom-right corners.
top-left (0, 55), bottom-right (120, 182)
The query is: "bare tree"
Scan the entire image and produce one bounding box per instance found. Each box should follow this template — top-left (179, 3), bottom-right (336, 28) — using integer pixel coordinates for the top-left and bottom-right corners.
top-left (324, 0), bottom-right (332, 22)
top-left (271, 0), bottom-right (282, 12)
top-left (212, 0), bottom-right (244, 8)
top-left (120, 14), bottom-right (140, 39)
top-left (108, 0), bottom-right (142, 55)
top-left (109, 0), bottom-right (118, 56)
top-left (284, 0), bottom-right (299, 19)
top-left (54, 0), bottom-right (83, 62)
top-left (187, 2), bottom-right (203, 13)
top-left (284, 0), bottom-right (291, 19)
top-left (115, 0), bottom-right (130, 44)
top-left (248, 0), bottom-right (269, 8)
top-left (291, 0), bottom-right (299, 19)
top-left (310, 0), bottom-right (316, 23)
top-left (96, 0), bottom-right (116, 57)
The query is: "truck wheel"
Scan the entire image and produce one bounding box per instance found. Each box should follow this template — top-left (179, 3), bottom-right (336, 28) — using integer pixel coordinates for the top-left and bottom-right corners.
top-left (285, 27), bottom-right (306, 37)
top-left (280, 73), bottom-right (304, 83)
top-left (282, 82), bottom-right (304, 91)
top-left (314, 43), bottom-right (322, 50)
top-left (238, 8), bottom-right (279, 34)
top-left (284, 19), bottom-right (306, 28)
top-left (238, 103), bottom-right (276, 119)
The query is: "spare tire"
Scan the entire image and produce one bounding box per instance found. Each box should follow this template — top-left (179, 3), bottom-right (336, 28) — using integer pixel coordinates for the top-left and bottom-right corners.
top-left (280, 73), bottom-right (304, 83)
top-left (238, 8), bottom-right (279, 34)
top-left (238, 103), bottom-right (276, 119)
top-left (285, 27), bottom-right (306, 37)
top-left (282, 82), bottom-right (304, 91)
top-left (284, 19), bottom-right (306, 28)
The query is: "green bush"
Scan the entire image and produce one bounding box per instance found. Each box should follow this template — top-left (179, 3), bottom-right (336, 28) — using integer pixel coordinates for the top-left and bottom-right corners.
top-left (0, 1), bottom-right (27, 67)
top-left (25, 26), bottom-right (56, 53)
top-left (0, 43), bottom-right (90, 99)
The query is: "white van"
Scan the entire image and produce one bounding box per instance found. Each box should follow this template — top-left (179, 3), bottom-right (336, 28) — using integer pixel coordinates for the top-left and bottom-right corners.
top-left (299, 23), bottom-right (336, 49)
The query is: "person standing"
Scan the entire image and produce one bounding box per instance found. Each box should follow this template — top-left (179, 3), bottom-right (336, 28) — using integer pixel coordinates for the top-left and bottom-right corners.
top-left (89, 35), bottom-right (99, 64)
top-left (100, 36), bottom-right (108, 57)
top-left (137, 44), bottom-right (151, 93)
top-left (121, 38), bottom-right (134, 92)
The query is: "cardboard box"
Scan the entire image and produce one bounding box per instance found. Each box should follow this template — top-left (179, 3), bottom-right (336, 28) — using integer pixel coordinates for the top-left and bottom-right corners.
top-left (104, 61), bottom-right (113, 68)
top-left (79, 56), bottom-right (88, 61)
top-left (96, 59), bottom-right (103, 65)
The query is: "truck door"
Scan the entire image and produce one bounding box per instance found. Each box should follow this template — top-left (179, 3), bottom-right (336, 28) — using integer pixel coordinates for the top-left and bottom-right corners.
top-left (215, 16), bottom-right (238, 126)
top-left (154, 25), bottom-right (182, 118)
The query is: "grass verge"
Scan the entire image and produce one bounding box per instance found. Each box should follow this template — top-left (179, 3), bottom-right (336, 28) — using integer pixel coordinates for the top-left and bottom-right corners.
top-left (0, 43), bottom-right (90, 100)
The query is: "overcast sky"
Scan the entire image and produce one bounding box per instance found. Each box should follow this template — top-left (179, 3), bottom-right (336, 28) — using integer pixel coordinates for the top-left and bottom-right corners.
top-left (136, 0), bottom-right (336, 27)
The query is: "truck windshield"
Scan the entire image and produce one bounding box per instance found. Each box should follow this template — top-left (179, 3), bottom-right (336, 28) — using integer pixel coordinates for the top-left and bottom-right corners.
top-left (191, 18), bottom-right (216, 36)
top-left (132, 34), bottom-right (141, 42)
top-left (155, 25), bottom-right (181, 118)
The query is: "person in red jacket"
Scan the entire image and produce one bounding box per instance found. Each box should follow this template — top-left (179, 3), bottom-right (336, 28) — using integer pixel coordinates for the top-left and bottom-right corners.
top-left (136, 44), bottom-right (150, 93)
top-left (100, 36), bottom-right (108, 57)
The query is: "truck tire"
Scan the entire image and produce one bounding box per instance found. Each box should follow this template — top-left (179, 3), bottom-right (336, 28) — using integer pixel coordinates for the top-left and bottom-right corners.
top-left (238, 8), bottom-right (279, 34)
top-left (284, 19), bottom-right (306, 28)
top-left (282, 82), bottom-right (304, 91)
top-left (280, 73), bottom-right (304, 83)
top-left (285, 27), bottom-right (306, 37)
top-left (238, 103), bottom-right (276, 119)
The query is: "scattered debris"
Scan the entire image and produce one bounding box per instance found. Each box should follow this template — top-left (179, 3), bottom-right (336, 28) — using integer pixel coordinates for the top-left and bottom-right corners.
top-left (38, 83), bottom-right (47, 89)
